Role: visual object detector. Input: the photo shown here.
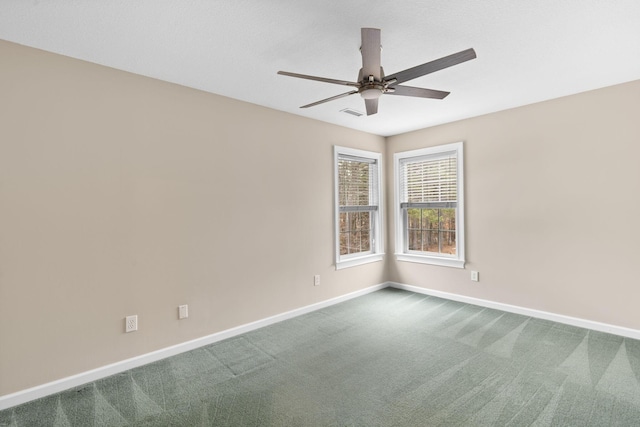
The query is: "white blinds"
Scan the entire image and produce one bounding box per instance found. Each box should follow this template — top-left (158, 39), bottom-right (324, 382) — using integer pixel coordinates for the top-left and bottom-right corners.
top-left (400, 151), bottom-right (457, 209)
top-left (338, 155), bottom-right (379, 212)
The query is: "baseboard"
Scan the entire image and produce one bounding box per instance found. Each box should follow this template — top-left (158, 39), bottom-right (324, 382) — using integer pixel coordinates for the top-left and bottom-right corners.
top-left (0, 282), bottom-right (387, 411)
top-left (5, 281), bottom-right (638, 411)
top-left (388, 282), bottom-right (640, 340)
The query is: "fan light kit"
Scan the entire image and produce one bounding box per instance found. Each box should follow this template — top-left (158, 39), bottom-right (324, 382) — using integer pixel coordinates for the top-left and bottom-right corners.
top-left (360, 86), bottom-right (384, 100)
top-left (278, 28), bottom-right (476, 116)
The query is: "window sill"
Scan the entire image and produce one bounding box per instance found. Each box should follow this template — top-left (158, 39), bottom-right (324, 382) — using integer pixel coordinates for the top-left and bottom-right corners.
top-left (395, 253), bottom-right (465, 269)
top-left (336, 254), bottom-right (384, 270)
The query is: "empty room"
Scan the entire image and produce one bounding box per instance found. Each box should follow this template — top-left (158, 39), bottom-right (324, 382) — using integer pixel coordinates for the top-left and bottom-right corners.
top-left (1, 1), bottom-right (640, 426)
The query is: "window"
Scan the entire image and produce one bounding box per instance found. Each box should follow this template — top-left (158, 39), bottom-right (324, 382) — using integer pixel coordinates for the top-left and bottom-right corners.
top-left (334, 146), bottom-right (383, 269)
top-left (394, 142), bottom-right (465, 268)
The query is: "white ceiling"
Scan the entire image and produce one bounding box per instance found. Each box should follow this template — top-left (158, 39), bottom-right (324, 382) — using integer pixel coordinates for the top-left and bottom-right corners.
top-left (2, 1), bottom-right (640, 136)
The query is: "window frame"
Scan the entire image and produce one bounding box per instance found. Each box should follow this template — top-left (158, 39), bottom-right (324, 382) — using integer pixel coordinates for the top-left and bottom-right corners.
top-left (334, 146), bottom-right (384, 270)
top-left (393, 142), bottom-right (465, 268)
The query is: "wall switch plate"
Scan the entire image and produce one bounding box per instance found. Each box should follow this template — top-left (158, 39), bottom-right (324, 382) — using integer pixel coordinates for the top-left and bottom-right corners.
top-left (125, 315), bottom-right (138, 333)
top-left (178, 304), bottom-right (188, 319)
top-left (314, 275), bottom-right (320, 286)
top-left (471, 271), bottom-right (479, 282)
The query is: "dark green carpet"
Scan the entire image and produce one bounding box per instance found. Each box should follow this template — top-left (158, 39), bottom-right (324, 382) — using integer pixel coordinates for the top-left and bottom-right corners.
top-left (2, 288), bottom-right (640, 426)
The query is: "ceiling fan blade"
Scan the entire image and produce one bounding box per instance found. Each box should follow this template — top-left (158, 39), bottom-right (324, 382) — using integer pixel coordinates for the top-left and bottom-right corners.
top-left (300, 90), bottom-right (359, 109)
top-left (384, 48), bottom-right (476, 85)
top-left (387, 85), bottom-right (450, 99)
top-left (365, 98), bottom-right (378, 116)
top-left (361, 28), bottom-right (382, 80)
top-left (278, 71), bottom-right (359, 87)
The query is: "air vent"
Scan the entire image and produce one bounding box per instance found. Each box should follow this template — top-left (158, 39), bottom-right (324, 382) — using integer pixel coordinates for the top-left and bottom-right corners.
top-left (340, 108), bottom-right (364, 117)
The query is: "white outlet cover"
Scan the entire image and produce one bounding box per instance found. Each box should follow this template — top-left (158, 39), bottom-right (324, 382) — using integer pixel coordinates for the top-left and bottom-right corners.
top-left (179, 305), bottom-right (188, 319)
top-left (125, 315), bottom-right (138, 332)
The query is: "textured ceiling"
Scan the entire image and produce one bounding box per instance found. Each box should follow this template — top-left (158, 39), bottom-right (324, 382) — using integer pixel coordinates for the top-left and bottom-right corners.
top-left (1, 1), bottom-right (640, 136)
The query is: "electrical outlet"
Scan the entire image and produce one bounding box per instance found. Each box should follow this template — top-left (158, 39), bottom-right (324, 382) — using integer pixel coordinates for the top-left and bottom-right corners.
top-left (471, 271), bottom-right (479, 282)
top-left (125, 315), bottom-right (138, 333)
top-left (314, 274), bottom-right (320, 286)
top-left (178, 304), bottom-right (188, 319)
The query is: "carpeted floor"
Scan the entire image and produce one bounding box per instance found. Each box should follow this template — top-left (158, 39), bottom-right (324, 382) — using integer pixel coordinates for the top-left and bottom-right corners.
top-left (2, 288), bottom-right (640, 426)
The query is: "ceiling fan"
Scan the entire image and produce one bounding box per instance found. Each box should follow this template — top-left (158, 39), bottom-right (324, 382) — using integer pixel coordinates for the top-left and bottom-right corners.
top-left (278, 28), bottom-right (476, 116)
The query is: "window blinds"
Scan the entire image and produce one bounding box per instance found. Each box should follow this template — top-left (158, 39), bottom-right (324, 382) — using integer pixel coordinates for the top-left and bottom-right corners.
top-left (400, 151), bottom-right (457, 209)
top-left (338, 155), bottom-right (379, 212)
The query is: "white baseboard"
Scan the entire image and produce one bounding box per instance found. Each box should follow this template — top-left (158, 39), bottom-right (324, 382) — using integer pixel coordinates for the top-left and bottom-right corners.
top-left (388, 282), bottom-right (640, 341)
top-left (4, 281), bottom-right (639, 411)
top-left (0, 282), bottom-right (387, 411)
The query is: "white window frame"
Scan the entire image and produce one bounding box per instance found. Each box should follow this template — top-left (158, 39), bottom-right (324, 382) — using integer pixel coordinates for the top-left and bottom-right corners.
top-left (393, 142), bottom-right (465, 268)
top-left (334, 146), bottom-right (384, 270)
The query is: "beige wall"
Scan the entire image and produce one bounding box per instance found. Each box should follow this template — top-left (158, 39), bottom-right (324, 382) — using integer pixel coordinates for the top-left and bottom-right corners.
top-left (386, 79), bottom-right (640, 330)
top-left (2, 37), bottom-right (640, 399)
top-left (0, 40), bottom-right (386, 396)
